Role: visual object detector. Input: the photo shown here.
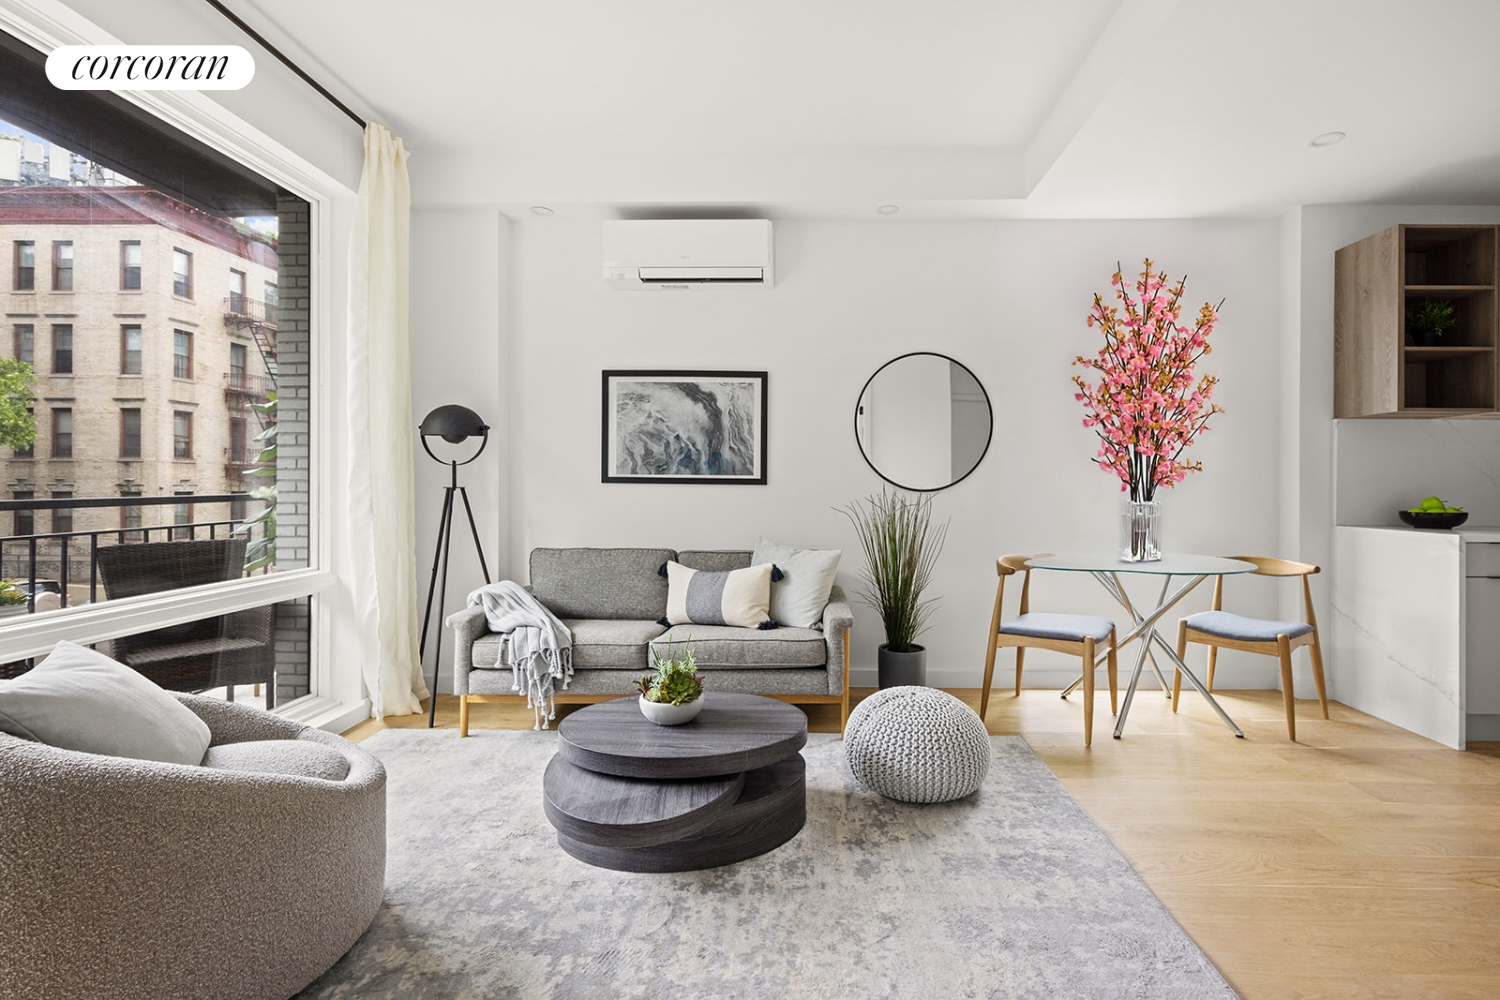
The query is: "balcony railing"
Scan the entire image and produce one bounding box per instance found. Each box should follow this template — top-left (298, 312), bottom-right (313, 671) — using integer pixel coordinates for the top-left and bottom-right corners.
top-left (0, 493), bottom-right (269, 613)
top-left (224, 296), bottom-right (278, 328)
top-left (225, 370), bottom-right (273, 401)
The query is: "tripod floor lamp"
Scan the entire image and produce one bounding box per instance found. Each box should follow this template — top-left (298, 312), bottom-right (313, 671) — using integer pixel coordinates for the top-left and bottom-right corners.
top-left (417, 405), bottom-right (491, 727)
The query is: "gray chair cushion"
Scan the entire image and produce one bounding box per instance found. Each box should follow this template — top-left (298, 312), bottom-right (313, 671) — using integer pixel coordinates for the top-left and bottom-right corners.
top-left (0, 640), bottom-right (212, 765)
top-left (202, 739), bottom-right (352, 781)
top-left (471, 619), bottom-right (666, 671)
top-left (652, 624), bottom-right (827, 669)
top-left (529, 547), bottom-right (675, 620)
top-left (1184, 611), bottom-right (1314, 642)
top-left (1000, 613), bottom-right (1114, 643)
top-left (677, 549), bottom-right (751, 572)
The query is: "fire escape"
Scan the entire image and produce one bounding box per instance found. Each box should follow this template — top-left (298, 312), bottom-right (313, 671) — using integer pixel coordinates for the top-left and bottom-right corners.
top-left (223, 294), bottom-right (278, 483)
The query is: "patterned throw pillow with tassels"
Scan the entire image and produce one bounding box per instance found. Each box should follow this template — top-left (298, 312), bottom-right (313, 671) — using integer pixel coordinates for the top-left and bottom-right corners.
top-left (658, 560), bottom-right (781, 629)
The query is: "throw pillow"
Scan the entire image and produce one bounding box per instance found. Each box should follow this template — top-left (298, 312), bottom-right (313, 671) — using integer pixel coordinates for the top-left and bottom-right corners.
top-left (751, 540), bottom-right (842, 629)
top-left (0, 640), bottom-right (213, 765)
top-left (661, 560), bottom-right (775, 629)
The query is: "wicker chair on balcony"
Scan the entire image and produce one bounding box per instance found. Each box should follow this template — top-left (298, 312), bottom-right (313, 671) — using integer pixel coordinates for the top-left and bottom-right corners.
top-left (94, 537), bottom-right (276, 707)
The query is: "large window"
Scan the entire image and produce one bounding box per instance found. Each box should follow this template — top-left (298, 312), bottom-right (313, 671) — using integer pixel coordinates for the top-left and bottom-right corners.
top-left (120, 492), bottom-right (143, 542)
top-left (263, 282), bottom-right (277, 325)
top-left (120, 408), bottom-right (141, 458)
top-left (13, 241), bottom-right (34, 290)
top-left (12, 490), bottom-right (33, 536)
top-left (51, 323), bottom-right (72, 374)
top-left (172, 410), bottom-right (192, 459)
top-left (172, 491), bottom-right (192, 540)
top-left (52, 241), bottom-right (72, 291)
top-left (50, 490), bottom-right (71, 534)
top-left (120, 325), bottom-right (142, 374)
top-left (229, 416), bottom-right (247, 464)
top-left (172, 248), bottom-right (192, 298)
top-left (51, 408), bottom-right (71, 458)
top-left (228, 268), bottom-right (245, 313)
top-left (229, 342), bottom-right (246, 387)
top-left (173, 329), bottom-right (193, 379)
top-left (120, 241), bottom-right (141, 289)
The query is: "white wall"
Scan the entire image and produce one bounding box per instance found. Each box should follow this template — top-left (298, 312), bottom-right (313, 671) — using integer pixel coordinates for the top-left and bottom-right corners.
top-left (504, 218), bottom-right (1283, 689)
top-left (409, 209), bottom-right (510, 690)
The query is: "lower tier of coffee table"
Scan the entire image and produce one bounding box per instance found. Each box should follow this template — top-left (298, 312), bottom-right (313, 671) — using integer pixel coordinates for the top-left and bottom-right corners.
top-left (551, 754), bottom-right (806, 873)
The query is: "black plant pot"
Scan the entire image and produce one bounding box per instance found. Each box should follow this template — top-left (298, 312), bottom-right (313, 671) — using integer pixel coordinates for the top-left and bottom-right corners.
top-left (1408, 328), bottom-right (1443, 347)
top-left (877, 643), bottom-right (926, 688)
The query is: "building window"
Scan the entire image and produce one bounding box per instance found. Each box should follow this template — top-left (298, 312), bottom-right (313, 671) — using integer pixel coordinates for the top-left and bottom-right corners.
top-left (51, 408), bottom-right (72, 458)
top-left (263, 282), bottom-right (278, 325)
top-left (121, 494), bottom-right (143, 542)
top-left (51, 491), bottom-right (72, 535)
top-left (172, 248), bottom-right (192, 298)
top-left (120, 241), bottom-right (141, 290)
top-left (229, 416), bottom-right (247, 464)
top-left (14, 241), bottom-right (34, 290)
top-left (228, 268), bottom-right (245, 313)
top-left (13, 491), bottom-right (33, 536)
top-left (13, 407), bottom-right (33, 458)
top-left (173, 410), bottom-right (192, 459)
top-left (51, 324), bottom-right (73, 374)
top-left (172, 492), bottom-right (193, 540)
top-left (121, 325), bottom-right (142, 374)
top-left (14, 323), bottom-right (33, 365)
top-left (120, 408), bottom-right (142, 458)
top-left (229, 342), bottom-right (247, 388)
top-left (52, 241), bottom-right (73, 291)
top-left (172, 329), bottom-right (193, 379)
top-left (230, 493), bottom-right (248, 525)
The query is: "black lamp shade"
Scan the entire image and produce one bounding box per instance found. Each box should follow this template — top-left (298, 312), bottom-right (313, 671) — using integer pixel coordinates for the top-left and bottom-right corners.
top-left (419, 405), bottom-right (488, 444)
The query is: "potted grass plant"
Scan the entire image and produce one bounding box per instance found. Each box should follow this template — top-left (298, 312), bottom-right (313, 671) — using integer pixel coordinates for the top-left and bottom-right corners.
top-left (838, 488), bottom-right (948, 687)
top-left (635, 640), bottom-right (705, 726)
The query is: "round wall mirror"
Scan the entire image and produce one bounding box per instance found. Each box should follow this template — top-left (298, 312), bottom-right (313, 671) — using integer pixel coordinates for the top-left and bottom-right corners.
top-left (854, 352), bottom-right (993, 492)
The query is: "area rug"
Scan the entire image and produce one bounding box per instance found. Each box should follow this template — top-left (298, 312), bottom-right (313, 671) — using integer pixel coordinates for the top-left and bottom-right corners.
top-left (297, 730), bottom-right (1237, 1000)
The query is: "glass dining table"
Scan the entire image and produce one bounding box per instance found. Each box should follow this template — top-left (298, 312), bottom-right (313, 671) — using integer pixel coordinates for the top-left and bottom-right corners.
top-left (1025, 553), bottom-right (1257, 739)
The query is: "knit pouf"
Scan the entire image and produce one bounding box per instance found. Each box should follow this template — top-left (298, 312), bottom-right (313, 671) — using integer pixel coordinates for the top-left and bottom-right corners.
top-left (844, 686), bottom-right (992, 803)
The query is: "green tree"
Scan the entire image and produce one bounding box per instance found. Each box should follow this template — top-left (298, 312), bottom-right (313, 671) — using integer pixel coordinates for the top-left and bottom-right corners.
top-left (0, 358), bottom-right (37, 451)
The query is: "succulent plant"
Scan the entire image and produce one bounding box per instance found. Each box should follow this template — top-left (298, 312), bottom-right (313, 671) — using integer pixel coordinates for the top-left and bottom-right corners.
top-left (636, 641), bottom-right (704, 705)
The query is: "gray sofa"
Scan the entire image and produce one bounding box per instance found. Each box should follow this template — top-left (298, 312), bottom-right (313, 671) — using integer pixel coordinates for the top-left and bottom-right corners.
top-left (448, 547), bottom-right (854, 735)
top-left (0, 693), bottom-right (386, 1000)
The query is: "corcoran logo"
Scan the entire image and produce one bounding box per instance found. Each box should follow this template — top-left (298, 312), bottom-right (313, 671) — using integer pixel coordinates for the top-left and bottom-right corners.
top-left (45, 46), bottom-right (255, 91)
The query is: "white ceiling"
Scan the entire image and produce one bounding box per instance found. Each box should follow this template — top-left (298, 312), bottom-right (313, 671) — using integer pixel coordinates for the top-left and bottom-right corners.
top-left (237, 0), bottom-right (1500, 219)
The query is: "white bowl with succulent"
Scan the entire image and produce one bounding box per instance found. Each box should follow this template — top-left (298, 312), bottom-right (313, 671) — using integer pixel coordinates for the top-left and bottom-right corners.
top-left (635, 640), bottom-right (705, 726)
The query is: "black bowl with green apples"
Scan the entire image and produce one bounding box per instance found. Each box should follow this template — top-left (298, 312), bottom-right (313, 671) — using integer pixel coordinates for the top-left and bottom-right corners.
top-left (1399, 496), bottom-right (1468, 530)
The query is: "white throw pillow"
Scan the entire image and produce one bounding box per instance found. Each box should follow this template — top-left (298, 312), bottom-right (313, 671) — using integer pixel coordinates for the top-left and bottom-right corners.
top-left (0, 640), bottom-right (213, 765)
top-left (751, 540), bottom-right (842, 629)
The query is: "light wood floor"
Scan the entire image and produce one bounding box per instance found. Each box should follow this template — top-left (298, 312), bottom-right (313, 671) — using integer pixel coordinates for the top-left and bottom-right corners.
top-left (346, 688), bottom-right (1500, 1000)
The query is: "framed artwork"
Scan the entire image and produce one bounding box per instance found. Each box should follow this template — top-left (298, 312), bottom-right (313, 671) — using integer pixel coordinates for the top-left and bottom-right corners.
top-left (602, 370), bottom-right (768, 484)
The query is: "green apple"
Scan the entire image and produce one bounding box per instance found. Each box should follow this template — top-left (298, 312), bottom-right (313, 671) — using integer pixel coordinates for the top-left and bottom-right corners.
top-left (1420, 496), bottom-right (1446, 510)
top-left (1443, 507), bottom-right (1464, 513)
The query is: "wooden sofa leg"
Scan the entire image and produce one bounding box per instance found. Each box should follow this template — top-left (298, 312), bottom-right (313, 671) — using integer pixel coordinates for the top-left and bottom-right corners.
top-left (459, 695), bottom-right (470, 738)
top-left (840, 627), bottom-right (851, 737)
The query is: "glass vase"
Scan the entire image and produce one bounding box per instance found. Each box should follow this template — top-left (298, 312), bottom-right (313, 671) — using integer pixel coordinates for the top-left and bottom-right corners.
top-left (1120, 499), bottom-right (1162, 562)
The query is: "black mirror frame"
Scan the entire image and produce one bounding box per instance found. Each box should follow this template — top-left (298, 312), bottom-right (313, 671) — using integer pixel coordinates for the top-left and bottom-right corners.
top-left (853, 350), bottom-right (994, 493)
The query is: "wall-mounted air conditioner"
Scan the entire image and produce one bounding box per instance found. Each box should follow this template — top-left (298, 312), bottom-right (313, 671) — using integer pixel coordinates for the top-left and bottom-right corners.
top-left (603, 219), bottom-right (773, 290)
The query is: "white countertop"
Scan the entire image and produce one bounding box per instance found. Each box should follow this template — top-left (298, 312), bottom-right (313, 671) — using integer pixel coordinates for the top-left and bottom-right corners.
top-left (1336, 524), bottom-right (1500, 542)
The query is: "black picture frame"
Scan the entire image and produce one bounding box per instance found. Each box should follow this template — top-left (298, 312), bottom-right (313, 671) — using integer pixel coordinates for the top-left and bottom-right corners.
top-left (601, 370), bottom-right (768, 485)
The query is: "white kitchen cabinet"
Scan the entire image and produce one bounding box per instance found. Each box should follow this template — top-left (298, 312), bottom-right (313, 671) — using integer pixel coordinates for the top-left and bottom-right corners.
top-left (1466, 549), bottom-right (1500, 738)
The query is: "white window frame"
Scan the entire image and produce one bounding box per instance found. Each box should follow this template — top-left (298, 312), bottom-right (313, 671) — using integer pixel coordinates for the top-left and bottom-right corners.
top-left (0, 2), bottom-right (358, 731)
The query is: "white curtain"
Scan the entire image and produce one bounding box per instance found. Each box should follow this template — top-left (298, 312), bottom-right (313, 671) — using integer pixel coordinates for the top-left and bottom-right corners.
top-left (347, 123), bottom-right (426, 718)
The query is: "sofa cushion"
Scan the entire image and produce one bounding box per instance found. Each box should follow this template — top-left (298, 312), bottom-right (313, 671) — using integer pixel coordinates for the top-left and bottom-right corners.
top-left (530, 547), bottom-right (675, 620)
top-left (664, 561), bottom-right (774, 629)
top-left (201, 740), bottom-right (351, 781)
top-left (652, 624), bottom-right (826, 669)
top-left (0, 640), bottom-right (212, 765)
top-left (751, 540), bottom-right (842, 628)
top-left (677, 549), bottom-right (751, 572)
top-left (472, 619), bottom-right (666, 671)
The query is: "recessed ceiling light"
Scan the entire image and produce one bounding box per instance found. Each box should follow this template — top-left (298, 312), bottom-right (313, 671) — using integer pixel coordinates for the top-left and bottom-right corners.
top-left (529, 205), bottom-right (554, 216)
top-left (876, 204), bottom-right (900, 215)
top-left (1309, 131), bottom-right (1346, 148)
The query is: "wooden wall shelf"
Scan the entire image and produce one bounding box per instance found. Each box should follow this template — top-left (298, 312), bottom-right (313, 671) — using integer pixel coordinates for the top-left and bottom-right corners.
top-left (1335, 224), bottom-right (1499, 418)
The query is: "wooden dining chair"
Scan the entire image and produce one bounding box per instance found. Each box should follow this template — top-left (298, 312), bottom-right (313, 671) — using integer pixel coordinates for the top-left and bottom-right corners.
top-left (981, 554), bottom-right (1118, 746)
top-left (1171, 555), bottom-right (1327, 740)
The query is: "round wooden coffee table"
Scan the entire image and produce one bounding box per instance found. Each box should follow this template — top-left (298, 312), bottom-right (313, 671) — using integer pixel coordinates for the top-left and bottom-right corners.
top-left (543, 693), bottom-right (808, 872)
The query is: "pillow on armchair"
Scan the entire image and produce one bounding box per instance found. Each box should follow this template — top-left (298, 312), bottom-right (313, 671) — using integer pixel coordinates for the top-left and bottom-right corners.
top-left (751, 540), bottom-right (842, 628)
top-left (0, 640), bottom-right (212, 765)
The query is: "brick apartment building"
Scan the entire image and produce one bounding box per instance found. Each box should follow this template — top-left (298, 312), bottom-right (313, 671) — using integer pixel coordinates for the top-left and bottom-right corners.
top-left (0, 185), bottom-right (277, 584)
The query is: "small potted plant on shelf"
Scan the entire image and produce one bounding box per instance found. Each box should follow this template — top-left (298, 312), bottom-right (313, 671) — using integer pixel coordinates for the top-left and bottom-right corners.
top-left (1406, 298), bottom-right (1457, 347)
top-left (636, 640), bottom-right (705, 726)
top-left (838, 488), bottom-right (948, 688)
